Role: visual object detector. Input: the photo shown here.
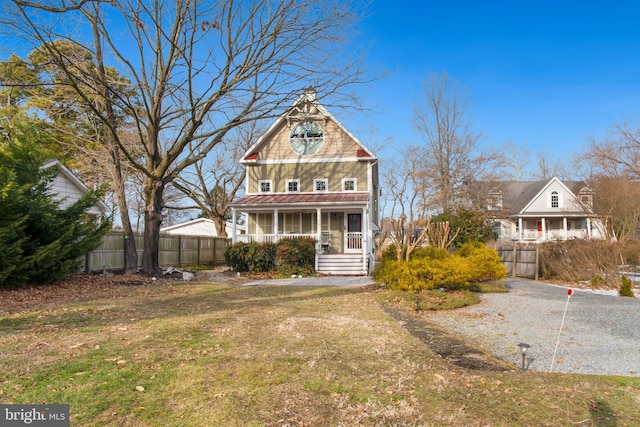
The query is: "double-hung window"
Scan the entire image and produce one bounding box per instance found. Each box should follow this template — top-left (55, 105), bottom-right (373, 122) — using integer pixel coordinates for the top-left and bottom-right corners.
top-left (286, 179), bottom-right (300, 193)
top-left (258, 180), bottom-right (272, 193)
top-left (314, 178), bottom-right (328, 192)
top-left (342, 178), bottom-right (356, 191)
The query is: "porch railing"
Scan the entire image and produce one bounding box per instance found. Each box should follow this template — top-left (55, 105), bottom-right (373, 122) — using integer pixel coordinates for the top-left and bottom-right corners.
top-left (347, 232), bottom-right (363, 249)
top-left (235, 233), bottom-right (317, 244)
top-left (235, 232), bottom-right (364, 251)
top-left (505, 229), bottom-right (591, 241)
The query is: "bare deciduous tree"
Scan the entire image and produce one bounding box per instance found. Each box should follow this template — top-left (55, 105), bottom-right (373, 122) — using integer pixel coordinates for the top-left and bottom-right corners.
top-left (171, 123), bottom-right (256, 237)
top-left (589, 175), bottom-right (640, 243)
top-left (585, 121), bottom-right (640, 179)
top-left (533, 152), bottom-right (572, 181)
top-left (412, 72), bottom-right (497, 213)
top-left (8, 0), bottom-right (373, 273)
top-left (500, 140), bottom-right (531, 180)
top-left (379, 147), bottom-right (433, 261)
top-left (582, 121), bottom-right (640, 243)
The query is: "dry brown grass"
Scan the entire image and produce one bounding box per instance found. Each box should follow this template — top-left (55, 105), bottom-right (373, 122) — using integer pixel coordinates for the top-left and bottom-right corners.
top-left (1, 274), bottom-right (639, 426)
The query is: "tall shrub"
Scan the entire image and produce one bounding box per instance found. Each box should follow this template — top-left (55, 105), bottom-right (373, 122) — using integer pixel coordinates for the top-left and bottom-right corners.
top-left (0, 120), bottom-right (111, 288)
top-left (276, 237), bottom-right (316, 276)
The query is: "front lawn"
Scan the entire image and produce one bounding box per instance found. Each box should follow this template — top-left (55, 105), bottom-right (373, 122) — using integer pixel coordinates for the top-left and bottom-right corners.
top-left (1, 276), bottom-right (638, 426)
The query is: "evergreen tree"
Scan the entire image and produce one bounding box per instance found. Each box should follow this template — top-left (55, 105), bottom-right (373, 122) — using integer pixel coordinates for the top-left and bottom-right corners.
top-left (0, 117), bottom-right (111, 288)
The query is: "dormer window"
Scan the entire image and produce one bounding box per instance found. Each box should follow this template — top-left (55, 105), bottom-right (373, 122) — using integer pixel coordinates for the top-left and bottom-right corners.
top-left (551, 191), bottom-right (559, 208)
top-left (487, 189), bottom-right (502, 210)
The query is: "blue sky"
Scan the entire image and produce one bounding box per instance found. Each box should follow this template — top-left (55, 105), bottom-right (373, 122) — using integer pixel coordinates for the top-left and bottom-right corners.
top-left (345, 1), bottom-right (640, 176)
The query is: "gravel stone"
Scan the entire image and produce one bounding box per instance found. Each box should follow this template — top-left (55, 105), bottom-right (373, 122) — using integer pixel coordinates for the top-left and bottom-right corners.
top-left (425, 279), bottom-right (640, 377)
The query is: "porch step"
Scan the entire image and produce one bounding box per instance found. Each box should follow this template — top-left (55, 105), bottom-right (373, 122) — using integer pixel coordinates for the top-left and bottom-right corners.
top-left (317, 254), bottom-right (366, 275)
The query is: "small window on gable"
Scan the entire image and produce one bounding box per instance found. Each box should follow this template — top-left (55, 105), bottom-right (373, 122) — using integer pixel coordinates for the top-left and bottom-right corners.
top-left (342, 178), bottom-right (356, 192)
top-left (551, 191), bottom-right (559, 208)
top-left (259, 180), bottom-right (272, 193)
top-left (314, 178), bottom-right (328, 192)
top-left (286, 179), bottom-right (300, 193)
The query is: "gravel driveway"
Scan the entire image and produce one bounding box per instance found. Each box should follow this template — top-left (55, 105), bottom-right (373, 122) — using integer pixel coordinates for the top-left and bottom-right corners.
top-left (425, 279), bottom-right (640, 377)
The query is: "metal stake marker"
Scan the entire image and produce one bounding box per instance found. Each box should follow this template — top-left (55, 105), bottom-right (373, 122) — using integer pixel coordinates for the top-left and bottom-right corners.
top-left (550, 288), bottom-right (573, 372)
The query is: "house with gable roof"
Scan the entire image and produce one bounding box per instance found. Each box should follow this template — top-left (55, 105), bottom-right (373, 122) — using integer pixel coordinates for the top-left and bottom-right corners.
top-left (229, 89), bottom-right (380, 275)
top-left (488, 177), bottom-right (604, 242)
top-left (43, 159), bottom-right (109, 216)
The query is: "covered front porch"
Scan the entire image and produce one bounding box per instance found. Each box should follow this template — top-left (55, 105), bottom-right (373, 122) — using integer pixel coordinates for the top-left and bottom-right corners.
top-left (229, 194), bottom-right (374, 275)
top-left (505, 216), bottom-right (603, 242)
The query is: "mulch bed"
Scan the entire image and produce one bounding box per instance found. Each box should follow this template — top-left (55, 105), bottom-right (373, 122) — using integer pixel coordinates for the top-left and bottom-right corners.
top-left (383, 306), bottom-right (516, 372)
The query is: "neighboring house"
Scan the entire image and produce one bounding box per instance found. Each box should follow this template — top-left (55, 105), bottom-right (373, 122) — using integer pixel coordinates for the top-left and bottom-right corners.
top-left (161, 218), bottom-right (244, 237)
top-left (229, 89), bottom-right (380, 275)
top-left (488, 177), bottom-right (604, 243)
top-left (43, 159), bottom-right (109, 216)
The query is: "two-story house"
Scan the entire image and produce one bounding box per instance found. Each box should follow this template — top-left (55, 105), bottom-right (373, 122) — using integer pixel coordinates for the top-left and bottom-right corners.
top-left (228, 89), bottom-right (379, 275)
top-left (488, 177), bottom-right (604, 242)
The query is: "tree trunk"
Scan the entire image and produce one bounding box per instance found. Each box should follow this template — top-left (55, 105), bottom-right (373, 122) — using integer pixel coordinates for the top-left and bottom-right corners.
top-left (113, 171), bottom-right (138, 273)
top-left (90, 10), bottom-right (139, 273)
top-left (213, 216), bottom-right (227, 238)
top-left (141, 178), bottom-right (164, 275)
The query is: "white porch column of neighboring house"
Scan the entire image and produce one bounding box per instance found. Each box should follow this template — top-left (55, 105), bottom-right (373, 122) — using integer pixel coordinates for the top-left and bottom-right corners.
top-left (518, 218), bottom-right (523, 241)
top-left (541, 218), bottom-right (546, 241)
top-left (231, 208), bottom-right (237, 243)
top-left (563, 217), bottom-right (568, 240)
top-left (586, 217), bottom-right (592, 239)
top-left (273, 208), bottom-right (279, 242)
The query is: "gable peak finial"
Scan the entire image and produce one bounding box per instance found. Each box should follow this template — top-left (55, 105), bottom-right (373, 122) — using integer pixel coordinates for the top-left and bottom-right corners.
top-left (304, 87), bottom-right (317, 101)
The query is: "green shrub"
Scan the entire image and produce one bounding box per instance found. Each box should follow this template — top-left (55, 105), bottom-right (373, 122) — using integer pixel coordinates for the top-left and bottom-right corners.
top-left (224, 242), bottom-right (276, 272)
top-left (457, 241), bottom-right (507, 282)
top-left (410, 246), bottom-right (449, 260)
top-left (619, 275), bottom-right (635, 298)
top-left (248, 242), bottom-right (277, 272)
top-left (0, 120), bottom-right (111, 288)
top-left (381, 244), bottom-right (399, 261)
top-left (276, 237), bottom-right (316, 276)
top-left (373, 241), bottom-right (506, 292)
top-left (372, 259), bottom-right (416, 290)
top-left (225, 238), bottom-right (316, 275)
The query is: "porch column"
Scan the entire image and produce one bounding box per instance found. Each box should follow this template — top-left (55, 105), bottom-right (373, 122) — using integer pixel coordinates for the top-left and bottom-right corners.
top-left (362, 206), bottom-right (368, 274)
top-left (541, 218), bottom-right (546, 241)
top-left (563, 217), bottom-right (568, 240)
top-left (274, 208), bottom-right (279, 242)
top-left (586, 217), bottom-right (591, 240)
top-left (315, 208), bottom-right (322, 272)
top-left (231, 208), bottom-right (237, 243)
top-left (518, 218), bottom-right (523, 241)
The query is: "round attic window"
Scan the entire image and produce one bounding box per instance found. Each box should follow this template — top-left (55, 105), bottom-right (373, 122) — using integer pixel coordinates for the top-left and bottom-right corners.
top-left (290, 121), bottom-right (324, 155)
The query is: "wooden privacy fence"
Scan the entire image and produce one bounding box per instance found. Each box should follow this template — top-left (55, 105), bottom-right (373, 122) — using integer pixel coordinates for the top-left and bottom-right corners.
top-left (496, 245), bottom-right (539, 279)
top-left (79, 231), bottom-right (230, 273)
